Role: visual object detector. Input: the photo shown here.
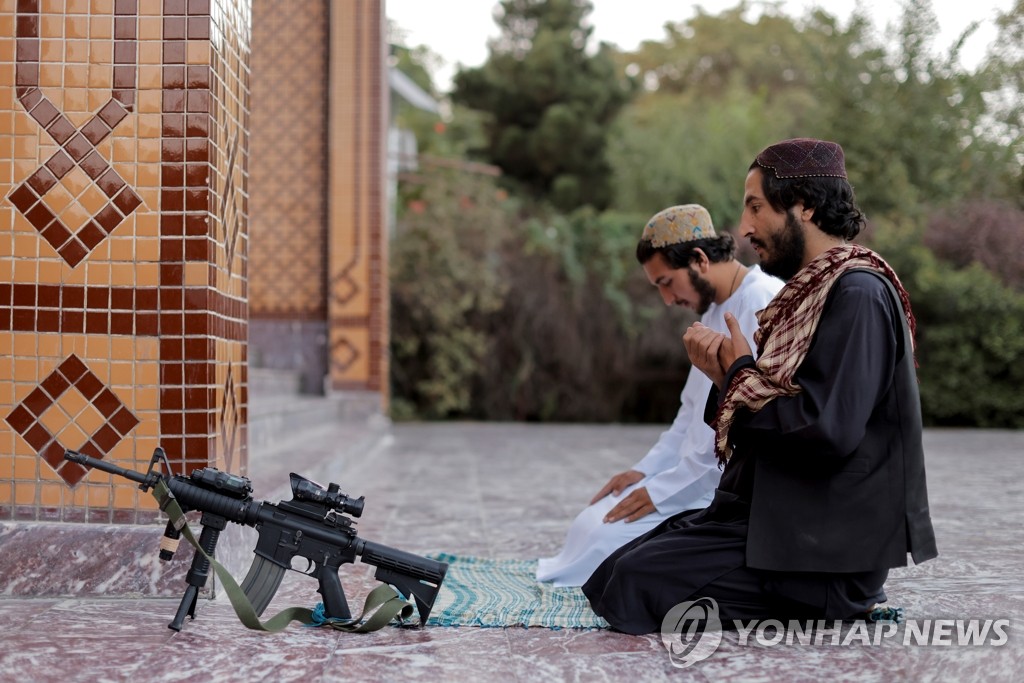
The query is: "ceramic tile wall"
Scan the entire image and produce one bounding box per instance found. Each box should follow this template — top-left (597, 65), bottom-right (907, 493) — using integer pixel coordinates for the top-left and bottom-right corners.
top-left (327, 0), bottom-right (387, 398)
top-left (0, 0), bottom-right (250, 523)
top-left (247, 0), bottom-right (388, 401)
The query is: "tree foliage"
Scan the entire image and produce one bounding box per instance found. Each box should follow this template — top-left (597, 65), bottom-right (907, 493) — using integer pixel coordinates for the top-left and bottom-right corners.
top-left (390, 0), bottom-right (1024, 426)
top-left (450, 0), bottom-right (632, 211)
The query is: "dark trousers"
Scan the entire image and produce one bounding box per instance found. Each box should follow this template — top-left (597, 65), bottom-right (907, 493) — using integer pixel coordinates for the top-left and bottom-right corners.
top-left (582, 495), bottom-right (888, 635)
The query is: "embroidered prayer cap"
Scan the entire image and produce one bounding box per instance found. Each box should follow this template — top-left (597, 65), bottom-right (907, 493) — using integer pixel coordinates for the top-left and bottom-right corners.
top-left (640, 204), bottom-right (716, 248)
top-left (754, 138), bottom-right (847, 179)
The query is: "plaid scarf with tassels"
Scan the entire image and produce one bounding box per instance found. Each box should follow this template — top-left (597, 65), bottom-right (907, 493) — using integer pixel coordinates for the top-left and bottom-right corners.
top-left (713, 244), bottom-right (916, 464)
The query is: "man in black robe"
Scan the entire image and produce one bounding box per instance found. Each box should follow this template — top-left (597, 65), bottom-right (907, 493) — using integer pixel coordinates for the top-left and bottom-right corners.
top-left (582, 138), bottom-right (938, 634)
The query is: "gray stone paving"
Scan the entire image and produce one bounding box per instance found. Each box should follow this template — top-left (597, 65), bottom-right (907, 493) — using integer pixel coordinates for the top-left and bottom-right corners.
top-left (0, 421), bottom-right (1021, 682)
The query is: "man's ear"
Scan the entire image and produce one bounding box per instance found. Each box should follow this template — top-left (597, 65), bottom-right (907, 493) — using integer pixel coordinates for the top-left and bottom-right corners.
top-left (798, 202), bottom-right (815, 223)
top-left (691, 248), bottom-right (710, 273)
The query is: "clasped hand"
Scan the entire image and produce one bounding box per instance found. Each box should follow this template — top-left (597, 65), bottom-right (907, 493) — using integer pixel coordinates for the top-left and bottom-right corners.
top-left (682, 312), bottom-right (751, 389)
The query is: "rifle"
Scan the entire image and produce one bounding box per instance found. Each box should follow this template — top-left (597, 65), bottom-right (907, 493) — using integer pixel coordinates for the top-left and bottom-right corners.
top-left (63, 447), bottom-right (448, 632)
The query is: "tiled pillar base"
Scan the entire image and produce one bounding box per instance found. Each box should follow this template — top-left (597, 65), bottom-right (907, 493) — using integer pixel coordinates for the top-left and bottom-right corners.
top-left (0, 519), bottom-right (254, 598)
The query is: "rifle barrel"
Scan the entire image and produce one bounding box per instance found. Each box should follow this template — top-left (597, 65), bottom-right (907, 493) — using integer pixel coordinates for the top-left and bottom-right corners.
top-left (63, 450), bottom-right (152, 486)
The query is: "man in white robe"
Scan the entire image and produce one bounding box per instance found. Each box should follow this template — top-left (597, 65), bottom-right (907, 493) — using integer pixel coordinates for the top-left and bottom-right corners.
top-left (536, 204), bottom-right (783, 587)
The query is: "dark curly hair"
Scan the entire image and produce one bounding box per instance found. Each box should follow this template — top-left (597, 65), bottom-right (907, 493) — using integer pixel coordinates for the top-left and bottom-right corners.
top-left (636, 233), bottom-right (737, 267)
top-left (751, 162), bottom-right (866, 240)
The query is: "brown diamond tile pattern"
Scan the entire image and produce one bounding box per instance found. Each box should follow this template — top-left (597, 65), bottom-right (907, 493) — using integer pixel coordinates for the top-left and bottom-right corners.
top-left (220, 364), bottom-right (239, 471)
top-left (8, 5), bottom-right (142, 268)
top-left (5, 355), bottom-right (140, 487)
top-left (248, 0), bottom-right (329, 317)
top-left (220, 133), bottom-right (242, 275)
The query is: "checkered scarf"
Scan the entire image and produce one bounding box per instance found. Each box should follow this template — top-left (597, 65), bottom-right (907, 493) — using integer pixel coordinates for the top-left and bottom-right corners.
top-left (713, 244), bottom-right (916, 464)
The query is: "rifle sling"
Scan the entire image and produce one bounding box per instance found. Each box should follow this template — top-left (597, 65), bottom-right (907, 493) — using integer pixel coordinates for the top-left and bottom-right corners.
top-left (153, 480), bottom-right (414, 633)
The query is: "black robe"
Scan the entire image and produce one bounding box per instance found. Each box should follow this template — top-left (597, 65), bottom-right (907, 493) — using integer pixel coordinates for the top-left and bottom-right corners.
top-left (583, 270), bottom-right (938, 634)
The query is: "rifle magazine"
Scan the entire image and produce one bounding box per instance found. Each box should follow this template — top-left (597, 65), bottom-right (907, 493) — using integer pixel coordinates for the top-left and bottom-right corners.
top-left (240, 555), bottom-right (286, 616)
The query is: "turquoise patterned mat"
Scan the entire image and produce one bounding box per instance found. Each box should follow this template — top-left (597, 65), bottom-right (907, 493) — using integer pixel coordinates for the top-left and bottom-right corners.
top-left (425, 553), bottom-right (608, 629)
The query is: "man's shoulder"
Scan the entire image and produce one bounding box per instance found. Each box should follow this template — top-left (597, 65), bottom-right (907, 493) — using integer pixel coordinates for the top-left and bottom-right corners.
top-left (741, 266), bottom-right (785, 301)
top-left (829, 269), bottom-right (901, 314)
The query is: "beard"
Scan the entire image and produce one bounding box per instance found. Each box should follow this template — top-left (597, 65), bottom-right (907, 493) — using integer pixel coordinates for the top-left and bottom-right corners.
top-left (758, 210), bottom-right (806, 281)
top-left (688, 268), bottom-right (718, 315)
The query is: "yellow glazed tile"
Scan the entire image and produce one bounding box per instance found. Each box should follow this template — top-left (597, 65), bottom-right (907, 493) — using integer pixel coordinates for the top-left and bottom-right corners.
top-left (85, 336), bottom-right (111, 361)
top-left (89, 16), bottom-right (113, 40)
top-left (94, 139), bottom-right (112, 160)
top-left (63, 88), bottom-right (89, 115)
top-left (40, 39), bottom-right (63, 61)
top-left (64, 264), bottom-right (87, 285)
top-left (139, 17), bottom-right (161, 41)
top-left (38, 260), bottom-right (63, 283)
top-left (41, 15), bottom-right (62, 38)
top-left (40, 483), bottom-right (63, 507)
top-left (63, 336), bottom-right (87, 357)
top-left (110, 362), bottom-right (133, 387)
top-left (112, 485), bottom-right (137, 509)
top-left (13, 435), bottom-right (36, 458)
top-left (111, 262), bottom-right (134, 285)
top-left (76, 404), bottom-right (105, 434)
top-left (136, 363), bottom-right (158, 385)
top-left (184, 262), bottom-right (207, 286)
top-left (136, 113), bottom-right (160, 138)
top-left (136, 260), bottom-right (158, 281)
top-left (13, 233), bottom-right (38, 258)
top-left (59, 202), bottom-right (90, 233)
top-left (112, 138), bottom-right (135, 163)
top-left (39, 64), bottom-right (62, 89)
top-left (137, 138), bottom-right (160, 163)
top-left (14, 484), bottom-right (36, 505)
top-left (135, 213), bottom-right (158, 237)
top-left (63, 65), bottom-right (90, 88)
top-left (63, 167), bottom-right (91, 197)
top-left (44, 183), bottom-right (75, 213)
top-left (88, 64), bottom-right (113, 88)
top-left (59, 422), bottom-right (90, 448)
top-left (88, 90), bottom-right (110, 112)
top-left (137, 164), bottom-right (159, 188)
top-left (77, 183), bottom-right (107, 215)
top-left (187, 41), bottom-right (209, 65)
top-left (138, 91), bottom-right (161, 115)
top-left (64, 16), bottom-right (90, 41)
top-left (87, 484), bottom-right (111, 506)
top-left (71, 486), bottom-right (88, 506)
top-left (64, 39), bottom-right (89, 63)
top-left (88, 42), bottom-right (113, 65)
top-left (40, 411), bottom-right (71, 439)
top-left (110, 238), bottom-right (134, 261)
top-left (87, 241), bottom-right (110, 263)
top-left (12, 335), bottom-right (37, 360)
top-left (37, 335), bottom-right (59, 357)
top-left (138, 65), bottom-right (161, 90)
top-left (57, 390), bottom-right (89, 420)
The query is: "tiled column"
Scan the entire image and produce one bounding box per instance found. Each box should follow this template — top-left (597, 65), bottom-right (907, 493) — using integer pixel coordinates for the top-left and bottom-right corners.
top-left (327, 0), bottom-right (388, 406)
top-left (0, 0), bottom-right (251, 596)
top-left (247, 0), bottom-right (328, 394)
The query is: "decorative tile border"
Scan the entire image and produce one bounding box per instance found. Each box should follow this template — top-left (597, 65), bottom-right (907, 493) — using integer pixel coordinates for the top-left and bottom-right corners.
top-left (8, 1), bottom-right (142, 268)
top-left (4, 354), bottom-right (140, 487)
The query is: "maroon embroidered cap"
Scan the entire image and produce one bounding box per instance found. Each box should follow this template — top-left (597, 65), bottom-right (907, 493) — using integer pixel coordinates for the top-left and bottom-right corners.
top-left (754, 138), bottom-right (847, 179)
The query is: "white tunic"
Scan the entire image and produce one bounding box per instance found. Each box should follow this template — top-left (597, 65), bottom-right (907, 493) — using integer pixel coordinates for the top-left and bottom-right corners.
top-left (536, 266), bottom-right (783, 586)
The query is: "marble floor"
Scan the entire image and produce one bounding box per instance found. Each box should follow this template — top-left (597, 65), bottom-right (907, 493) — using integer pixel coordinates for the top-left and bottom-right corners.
top-left (1, 421), bottom-right (1022, 682)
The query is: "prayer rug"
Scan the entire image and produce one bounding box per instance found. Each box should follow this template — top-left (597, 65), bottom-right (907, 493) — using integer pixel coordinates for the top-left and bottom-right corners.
top-left (424, 553), bottom-right (609, 628)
